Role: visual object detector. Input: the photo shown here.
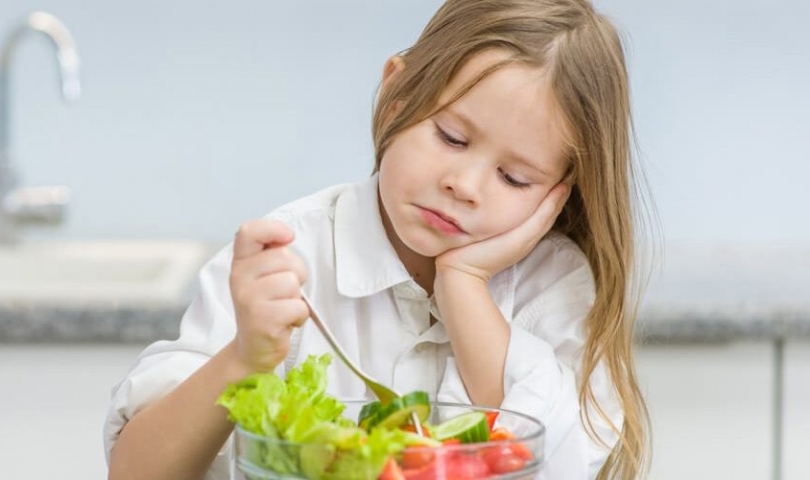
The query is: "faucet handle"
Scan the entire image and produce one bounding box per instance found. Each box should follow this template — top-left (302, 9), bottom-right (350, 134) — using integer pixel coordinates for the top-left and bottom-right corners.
top-left (2, 185), bottom-right (70, 224)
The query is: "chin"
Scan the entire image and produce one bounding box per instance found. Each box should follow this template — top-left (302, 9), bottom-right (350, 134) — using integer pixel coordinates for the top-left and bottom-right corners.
top-left (402, 235), bottom-right (457, 258)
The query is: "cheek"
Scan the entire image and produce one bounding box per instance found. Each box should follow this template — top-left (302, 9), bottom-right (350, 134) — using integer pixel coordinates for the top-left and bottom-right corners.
top-left (482, 196), bottom-right (543, 235)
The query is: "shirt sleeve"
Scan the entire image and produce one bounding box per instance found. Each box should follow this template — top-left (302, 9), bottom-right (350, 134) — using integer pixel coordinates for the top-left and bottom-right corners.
top-left (504, 235), bottom-right (623, 479)
top-left (103, 244), bottom-right (238, 479)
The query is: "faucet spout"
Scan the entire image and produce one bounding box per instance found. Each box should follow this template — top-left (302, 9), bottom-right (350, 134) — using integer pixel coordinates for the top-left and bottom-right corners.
top-left (0, 11), bottom-right (82, 159)
top-left (0, 11), bottom-right (80, 243)
top-left (26, 11), bottom-right (81, 101)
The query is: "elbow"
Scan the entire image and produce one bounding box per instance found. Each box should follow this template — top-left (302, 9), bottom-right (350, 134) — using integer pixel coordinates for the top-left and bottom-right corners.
top-left (107, 443), bottom-right (129, 480)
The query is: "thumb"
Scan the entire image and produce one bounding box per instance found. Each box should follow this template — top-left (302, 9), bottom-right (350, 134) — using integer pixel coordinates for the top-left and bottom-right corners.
top-left (233, 219), bottom-right (295, 260)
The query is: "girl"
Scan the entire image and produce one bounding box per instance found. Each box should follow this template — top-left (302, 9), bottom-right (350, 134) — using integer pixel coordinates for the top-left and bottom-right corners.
top-left (106, 0), bottom-right (650, 479)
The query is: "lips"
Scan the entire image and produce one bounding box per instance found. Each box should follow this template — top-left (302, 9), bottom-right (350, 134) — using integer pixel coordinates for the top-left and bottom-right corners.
top-left (417, 206), bottom-right (466, 235)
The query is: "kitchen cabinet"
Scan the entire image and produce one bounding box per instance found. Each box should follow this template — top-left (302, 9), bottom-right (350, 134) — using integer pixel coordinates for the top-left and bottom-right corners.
top-left (784, 341), bottom-right (810, 480)
top-left (636, 342), bottom-right (774, 480)
top-left (0, 344), bottom-right (143, 479)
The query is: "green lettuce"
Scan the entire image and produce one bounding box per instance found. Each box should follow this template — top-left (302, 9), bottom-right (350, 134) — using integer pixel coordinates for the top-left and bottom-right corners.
top-left (218, 353), bottom-right (419, 479)
top-left (218, 354), bottom-right (352, 478)
top-left (323, 428), bottom-right (411, 480)
top-left (217, 354), bottom-right (346, 440)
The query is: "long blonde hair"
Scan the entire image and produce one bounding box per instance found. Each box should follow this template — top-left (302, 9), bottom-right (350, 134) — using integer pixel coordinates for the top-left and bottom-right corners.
top-left (372, 1), bottom-right (652, 478)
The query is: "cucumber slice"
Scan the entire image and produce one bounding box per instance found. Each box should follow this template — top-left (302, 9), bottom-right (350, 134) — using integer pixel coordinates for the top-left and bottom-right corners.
top-left (365, 391), bottom-right (431, 431)
top-left (402, 431), bottom-right (442, 448)
top-left (431, 411), bottom-right (491, 444)
top-left (358, 400), bottom-right (382, 430)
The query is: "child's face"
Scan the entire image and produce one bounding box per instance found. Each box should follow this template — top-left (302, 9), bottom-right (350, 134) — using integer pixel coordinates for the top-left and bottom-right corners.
top-left (378, 49), bottom-right (570, 260)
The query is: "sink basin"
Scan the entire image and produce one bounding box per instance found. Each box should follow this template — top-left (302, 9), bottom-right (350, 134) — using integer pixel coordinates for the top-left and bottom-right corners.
top-left (0, 241), bottom-right (214, 305)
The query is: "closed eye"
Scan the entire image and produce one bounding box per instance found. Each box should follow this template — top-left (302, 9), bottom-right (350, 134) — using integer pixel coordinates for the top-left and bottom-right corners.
top-left (436, 125), bottom-right (467, 147)
top-left (498, 168), bottom-right (531, 188)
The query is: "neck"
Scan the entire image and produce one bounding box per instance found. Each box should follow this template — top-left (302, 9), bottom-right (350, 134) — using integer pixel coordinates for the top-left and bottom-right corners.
top-left (397, 245), bottom-right (436, 295)
top-left (378, 194), bottom-right (435, 295)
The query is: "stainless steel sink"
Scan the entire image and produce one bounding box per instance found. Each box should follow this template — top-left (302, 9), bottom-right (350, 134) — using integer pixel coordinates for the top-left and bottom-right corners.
top-left (0, 241), bottom-right (212, 305)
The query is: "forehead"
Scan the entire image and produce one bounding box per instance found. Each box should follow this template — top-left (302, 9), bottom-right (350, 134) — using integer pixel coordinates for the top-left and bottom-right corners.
top-left (436, 49), bottom-right (571, 174)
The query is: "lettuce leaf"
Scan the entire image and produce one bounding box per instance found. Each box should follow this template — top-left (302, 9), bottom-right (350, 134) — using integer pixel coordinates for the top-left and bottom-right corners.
top-left (217, 353), bottom-right (346, 440)
top-left (323, 428), bottom-right (411, 480)
top-left (218, 353), bottom-right (410, 479)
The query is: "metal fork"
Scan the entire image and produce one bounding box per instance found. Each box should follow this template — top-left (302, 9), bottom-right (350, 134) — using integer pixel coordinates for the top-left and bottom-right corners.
top-left (301, 292), bottom-right (424, 436)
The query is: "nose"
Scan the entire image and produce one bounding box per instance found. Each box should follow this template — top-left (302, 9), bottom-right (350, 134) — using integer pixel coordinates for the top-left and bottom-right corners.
top-left (439, 159), bottom-right (486, 204)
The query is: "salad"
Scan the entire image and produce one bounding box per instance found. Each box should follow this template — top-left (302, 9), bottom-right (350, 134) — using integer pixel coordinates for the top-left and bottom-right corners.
top-left (218, 354), bottom-right (536, 480)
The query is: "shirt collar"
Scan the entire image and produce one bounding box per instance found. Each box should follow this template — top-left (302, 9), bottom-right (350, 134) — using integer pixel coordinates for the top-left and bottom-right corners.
top-left (334, 174), bottom-right (412, 297)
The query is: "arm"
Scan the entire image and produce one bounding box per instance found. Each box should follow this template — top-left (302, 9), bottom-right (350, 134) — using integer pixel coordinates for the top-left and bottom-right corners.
top-left (108, 341), bottom-right (250, 480)
top-left (438, 241), bottom-right (621, 479)
top-left (434, 181), bottom-right (570, 406)
top-left (108, 219), bottom-right (309, 480)
top-left (433, 269), bottom-right (509, 407)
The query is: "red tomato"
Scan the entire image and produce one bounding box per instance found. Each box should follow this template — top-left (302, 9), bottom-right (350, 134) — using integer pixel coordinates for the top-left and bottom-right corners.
top-left (509, 442), bottom-right (534, 461)
top-left (401, 447), bottom-right (436, 470)
top-left (487, 426), bottom-right (534, 462)
top-left (491, 454), bottom-right (527, 474)
top-left (482, 447), bottom-right (526, 474)
top-left (405, 449), bottom-right (489, 480)
top-left (485, 411), bottom-right (499, 432)
top-left (482, 445), bottom-right (512, 469)
top-left (402, 463), bottom-right (438, 480)
top-left (441, 453), bottom-right (490, 479)
top-left (379, 456), bottom-right (406, 480)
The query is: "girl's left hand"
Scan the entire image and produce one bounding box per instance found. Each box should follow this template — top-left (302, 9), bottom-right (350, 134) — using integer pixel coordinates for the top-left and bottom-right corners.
top-left (435, 182), bottom-right (571, 283)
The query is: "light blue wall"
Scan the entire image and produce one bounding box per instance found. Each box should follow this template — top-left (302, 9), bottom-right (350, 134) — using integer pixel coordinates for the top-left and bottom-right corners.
top-left (2, 1), bottom-right (808, 243)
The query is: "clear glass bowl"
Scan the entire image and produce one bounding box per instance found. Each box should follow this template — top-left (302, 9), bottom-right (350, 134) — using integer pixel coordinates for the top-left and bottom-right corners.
top-left (234, 401), bottom-right (545, 480)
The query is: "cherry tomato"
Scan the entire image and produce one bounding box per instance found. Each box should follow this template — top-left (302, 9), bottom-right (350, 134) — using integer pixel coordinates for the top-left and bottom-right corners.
top-left (379, 456), bottom-right (406, 480)
top-left (483, 449), bottom-right (526, 474)
top-left (401, 447), bottom-right (436, 470)
top-left (482, 446), bottom-right (511, 470)
top-left (402, 463), bottom-right (438, 480)
top-left (509, 442), bottom-right (534, 461)
top-left (487, 453), bottom-right (526, 474)
top-left (441, 453), bottom-right (490, 479)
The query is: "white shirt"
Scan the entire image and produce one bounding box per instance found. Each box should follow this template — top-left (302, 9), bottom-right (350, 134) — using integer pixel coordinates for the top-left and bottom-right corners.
top-left (104, 174), bottom-right (622, 479)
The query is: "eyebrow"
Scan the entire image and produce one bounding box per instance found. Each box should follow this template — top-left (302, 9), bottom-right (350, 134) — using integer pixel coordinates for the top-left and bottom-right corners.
top-left (443, 107), bottom-right (554, 178)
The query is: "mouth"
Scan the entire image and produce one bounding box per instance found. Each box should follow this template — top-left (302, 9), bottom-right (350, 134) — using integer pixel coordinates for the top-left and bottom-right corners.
top-left (416, 206), bottom-right (466, 235)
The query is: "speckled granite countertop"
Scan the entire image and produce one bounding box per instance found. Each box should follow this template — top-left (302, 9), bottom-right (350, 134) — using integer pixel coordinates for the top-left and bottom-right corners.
top-left (1, 243), bottom-right (808, 344)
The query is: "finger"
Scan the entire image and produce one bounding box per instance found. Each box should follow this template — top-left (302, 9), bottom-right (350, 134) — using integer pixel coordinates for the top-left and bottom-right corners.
top-left (522, 183), bottom-right (571, 236)
top-left (232, 271), bottom-right (303, 312)
top-left (561, 167), bottom-right (576, 188)
top-left (247, 270), bottom-right (304, 301)
top-left (266, 298), bottom-right (309, 330)
top-left (232, 246), bottom-right (308, 283)
top-left (536, 182), bottom-right (570, 217)
top-left (290, 312), bottom-right (309, 328)
top-left (233, 219), bottom-right (295, 260)
top-left (545, 182), bottom-right (571, 215)
top-left (238, 298), bottom-right (309, 334)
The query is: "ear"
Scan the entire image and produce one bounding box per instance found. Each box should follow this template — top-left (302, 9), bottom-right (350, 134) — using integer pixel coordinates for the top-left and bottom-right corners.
top-left (381, 55), bottom-right (405, 93)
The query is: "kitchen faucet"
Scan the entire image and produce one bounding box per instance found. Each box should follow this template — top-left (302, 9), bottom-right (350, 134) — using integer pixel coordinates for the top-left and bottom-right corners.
top-left (0, 11), bottom-right (80, 244)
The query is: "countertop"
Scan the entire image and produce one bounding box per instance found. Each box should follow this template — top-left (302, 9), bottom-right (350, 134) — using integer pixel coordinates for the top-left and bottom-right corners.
top-left (2, 242), bottom-right (808, 344)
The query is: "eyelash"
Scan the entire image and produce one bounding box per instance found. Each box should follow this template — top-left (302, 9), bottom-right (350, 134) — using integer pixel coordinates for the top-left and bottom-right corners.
top-left (499, 168), bottom-right (531, 189)
top-left (436, 126), bottom-right (467, 147)
top-left (435, 125), bottom-right (531, 189)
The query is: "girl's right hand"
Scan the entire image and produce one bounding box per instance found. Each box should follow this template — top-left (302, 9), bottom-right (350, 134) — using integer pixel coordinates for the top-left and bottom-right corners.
top-left (229, 218), bottom-right (310, 373)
